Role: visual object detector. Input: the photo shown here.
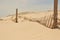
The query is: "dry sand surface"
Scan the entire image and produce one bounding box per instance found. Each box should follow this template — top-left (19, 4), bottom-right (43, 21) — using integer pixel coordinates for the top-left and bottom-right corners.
top-left (0, 11), bottom-right (60, 40)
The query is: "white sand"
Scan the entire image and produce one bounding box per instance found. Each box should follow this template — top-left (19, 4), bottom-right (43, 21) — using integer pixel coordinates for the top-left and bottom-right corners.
top-left (0, 11), bottom-right (60, 40)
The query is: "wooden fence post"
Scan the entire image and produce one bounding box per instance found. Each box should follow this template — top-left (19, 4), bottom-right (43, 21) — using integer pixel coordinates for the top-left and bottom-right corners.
top-left (16, 8), bottom-right (18, 23)
top-left (52, 0), bottom-right (58, 28)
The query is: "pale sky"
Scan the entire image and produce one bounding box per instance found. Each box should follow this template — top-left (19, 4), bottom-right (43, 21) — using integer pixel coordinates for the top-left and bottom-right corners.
top-left (0, 0), bottom-right (60, 17)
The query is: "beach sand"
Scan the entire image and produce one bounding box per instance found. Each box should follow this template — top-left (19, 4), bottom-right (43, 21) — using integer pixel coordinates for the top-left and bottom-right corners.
top-left (0, 11), bottom-right (60, 40)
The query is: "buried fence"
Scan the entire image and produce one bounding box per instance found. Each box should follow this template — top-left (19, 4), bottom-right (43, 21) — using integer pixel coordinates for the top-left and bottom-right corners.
top-left (11, 8), bottom-right (58, 29)
top-left (39, 15), bottom-right (54, 28)
top-left (25, 15), bottom-right (54, 29)
top-left (23, 15), bottom-right (59, 29)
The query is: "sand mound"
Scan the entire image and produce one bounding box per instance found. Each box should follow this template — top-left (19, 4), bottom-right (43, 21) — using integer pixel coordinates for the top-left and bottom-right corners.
top-left (0, 11), bottom-right (60, 40)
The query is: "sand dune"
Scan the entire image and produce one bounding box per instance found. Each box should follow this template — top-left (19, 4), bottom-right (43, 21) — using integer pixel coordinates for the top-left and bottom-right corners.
top-left (0, 11), bottom-right (60, 40)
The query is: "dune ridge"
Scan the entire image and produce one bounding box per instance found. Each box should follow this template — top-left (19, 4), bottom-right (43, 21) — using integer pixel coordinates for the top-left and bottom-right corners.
top-left (0, 11), bottom-right (60, 40)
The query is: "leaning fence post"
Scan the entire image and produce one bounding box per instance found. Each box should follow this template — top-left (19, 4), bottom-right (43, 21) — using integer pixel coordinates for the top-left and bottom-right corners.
top-left (16, 8), bottom-right (18, 23)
